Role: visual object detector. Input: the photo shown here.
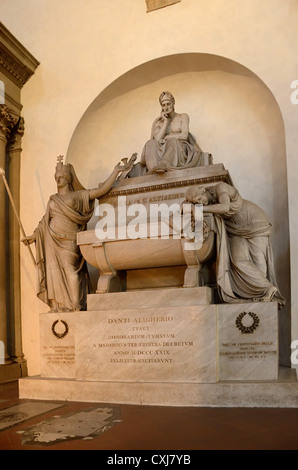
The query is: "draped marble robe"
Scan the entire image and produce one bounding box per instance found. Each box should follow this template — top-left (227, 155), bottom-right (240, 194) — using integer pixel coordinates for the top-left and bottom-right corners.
top-left (213, 188), bottom-right (285, 307)
top-left (140, 113), bottom-right (204, 171)
top-left (34, 190), bottom-right (94, 312)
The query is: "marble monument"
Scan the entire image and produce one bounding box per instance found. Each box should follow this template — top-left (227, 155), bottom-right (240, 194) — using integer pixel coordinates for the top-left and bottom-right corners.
top-left (19, 92), bottom-right (296, 407)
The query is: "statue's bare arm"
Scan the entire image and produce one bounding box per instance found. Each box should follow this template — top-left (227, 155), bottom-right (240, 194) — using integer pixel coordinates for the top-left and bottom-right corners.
top-left (202, 183), bottom-right (232, 214)
top-left (164, 113), bottom-right (189, 141)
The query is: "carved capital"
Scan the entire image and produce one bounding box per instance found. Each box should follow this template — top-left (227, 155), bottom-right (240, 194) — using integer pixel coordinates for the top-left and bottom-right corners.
top-left (8, 116), bottom-right (25, 154)
top-left (0, 104), bottom-right (20, 143)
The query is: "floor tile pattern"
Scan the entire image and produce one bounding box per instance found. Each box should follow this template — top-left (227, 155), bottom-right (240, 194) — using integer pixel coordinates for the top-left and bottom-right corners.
top-left (1, 382), bottom-right (298, 450)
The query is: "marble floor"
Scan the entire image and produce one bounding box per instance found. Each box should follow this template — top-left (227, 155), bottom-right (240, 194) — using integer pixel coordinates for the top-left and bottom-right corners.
top-left (0, 382), bottom-right (298, 450)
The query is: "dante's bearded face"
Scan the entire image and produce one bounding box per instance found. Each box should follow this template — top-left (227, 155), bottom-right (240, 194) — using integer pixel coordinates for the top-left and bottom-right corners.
top-left (161, 99), bottom-right (175, 116)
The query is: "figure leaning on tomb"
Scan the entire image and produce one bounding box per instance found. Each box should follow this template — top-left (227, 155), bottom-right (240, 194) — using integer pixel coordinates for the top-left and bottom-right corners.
top-left (185, 182), bottom-right (285, 308)
top-left (22, 155), bottom-right (136, 312)
top-left (140, 91), bottom-right (206, 174)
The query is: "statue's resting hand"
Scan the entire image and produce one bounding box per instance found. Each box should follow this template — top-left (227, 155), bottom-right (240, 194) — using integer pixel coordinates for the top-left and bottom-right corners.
top-left (22, 234), bottom-right (36, 245)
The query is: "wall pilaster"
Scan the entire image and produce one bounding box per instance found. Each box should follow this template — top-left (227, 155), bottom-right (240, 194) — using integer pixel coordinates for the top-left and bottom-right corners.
top-left (0, 104), bottom-right (19, 363)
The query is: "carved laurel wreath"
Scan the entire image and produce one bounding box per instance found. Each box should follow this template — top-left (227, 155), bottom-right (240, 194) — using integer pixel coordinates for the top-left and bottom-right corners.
top-left (51, 320), bottom-right (69, 339)
top-left (202, 220), bottom-right (211, 241)
top-left (235, 312), bottom-right (260, 334)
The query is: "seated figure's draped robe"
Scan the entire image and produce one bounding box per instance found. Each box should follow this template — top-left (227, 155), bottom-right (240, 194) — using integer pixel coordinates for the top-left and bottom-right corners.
top-left (140, 113), bottom-right (204, 171)
top-left (34, 190), bottom-right (94, 311)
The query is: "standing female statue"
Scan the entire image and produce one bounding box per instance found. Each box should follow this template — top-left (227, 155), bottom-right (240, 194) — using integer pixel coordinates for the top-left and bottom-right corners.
top-left (185, 182), bottom-right (285, 307)
top-left (22, 155), bottom-right (136, 312)
top-left (140, 91), bottom-right (205, 173)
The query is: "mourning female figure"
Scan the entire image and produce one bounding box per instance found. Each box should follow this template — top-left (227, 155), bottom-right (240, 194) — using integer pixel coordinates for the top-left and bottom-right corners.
top-left (185, 182), bottom-right (285, 307)
top-left (22, 156), bottom-right (135, 312)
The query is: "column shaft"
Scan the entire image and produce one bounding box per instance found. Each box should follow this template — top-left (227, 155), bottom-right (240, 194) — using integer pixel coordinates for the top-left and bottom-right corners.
top-left (0, 134), bottom-right (8, 360)
top-left (8, 118), bottom-right (26, 364)
top-left (0, 105), bottom-right (20, 365)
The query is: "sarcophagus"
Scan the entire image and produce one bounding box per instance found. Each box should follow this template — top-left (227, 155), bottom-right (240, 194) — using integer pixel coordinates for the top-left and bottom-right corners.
top-left (78, 164), bottom-right (232, 294)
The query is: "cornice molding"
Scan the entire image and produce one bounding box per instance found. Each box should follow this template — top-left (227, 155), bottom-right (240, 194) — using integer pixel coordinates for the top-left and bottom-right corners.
top-left (100, 174), bottom-right (231, 200)
top-left (0, 22), bottom-right (39, 87)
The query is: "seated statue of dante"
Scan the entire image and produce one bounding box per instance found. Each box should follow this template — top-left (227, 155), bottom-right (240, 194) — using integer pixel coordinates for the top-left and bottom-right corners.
top-left (126, 92), bottom-right (209, 177)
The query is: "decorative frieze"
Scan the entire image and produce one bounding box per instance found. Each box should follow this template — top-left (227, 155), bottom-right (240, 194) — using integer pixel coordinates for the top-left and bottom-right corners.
top-left (0, 48), bottom-right (34, 86)
top-left (0, 22), bottom-right (39, 88)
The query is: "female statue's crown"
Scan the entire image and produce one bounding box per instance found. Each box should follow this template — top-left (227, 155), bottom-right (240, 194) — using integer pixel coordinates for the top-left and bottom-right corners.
top-left (54, 155), bottom-right (86, 191)
top-left (55, 155), bottom-right (70, 177)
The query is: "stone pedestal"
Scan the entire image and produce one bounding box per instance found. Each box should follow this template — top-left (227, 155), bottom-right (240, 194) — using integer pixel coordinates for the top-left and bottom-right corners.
top-left (18, 370), bottom-right (298, 407)
top-left (76, 304), bottom-right (217, 383)
top-left (39, 312), bottom-right (77, 380)
top-left (39, 288), bottom-right (217, 384)
top-left (217, 302), bottom-right (279, 381)
top-left (19, 287), bottom-right (298, 407)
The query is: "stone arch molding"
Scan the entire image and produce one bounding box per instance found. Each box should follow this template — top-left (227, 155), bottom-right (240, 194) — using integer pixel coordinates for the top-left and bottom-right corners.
top-left (66, 53), bottom-right (290, 365)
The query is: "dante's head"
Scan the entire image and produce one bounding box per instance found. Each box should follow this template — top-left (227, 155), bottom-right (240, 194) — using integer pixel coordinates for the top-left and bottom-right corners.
top-left (159, 91), bottom-right (175, 106)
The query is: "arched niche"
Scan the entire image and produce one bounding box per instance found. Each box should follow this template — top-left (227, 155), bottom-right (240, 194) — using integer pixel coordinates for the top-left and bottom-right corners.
top-left (66, 53), bottom-right (290, 366)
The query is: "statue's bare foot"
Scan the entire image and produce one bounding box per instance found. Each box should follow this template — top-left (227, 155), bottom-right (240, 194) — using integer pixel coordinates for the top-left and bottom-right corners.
top-left (262, 285), bottom-right (278, 301)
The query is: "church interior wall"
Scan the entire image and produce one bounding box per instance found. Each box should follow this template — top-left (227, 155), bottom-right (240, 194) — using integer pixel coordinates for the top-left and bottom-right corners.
top-left (0, 0), bottom-right (296, 376)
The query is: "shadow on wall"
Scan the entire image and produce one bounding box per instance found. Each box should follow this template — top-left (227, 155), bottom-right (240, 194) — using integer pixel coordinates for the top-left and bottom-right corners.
top-left (66, 52), bottom-right (291, 367)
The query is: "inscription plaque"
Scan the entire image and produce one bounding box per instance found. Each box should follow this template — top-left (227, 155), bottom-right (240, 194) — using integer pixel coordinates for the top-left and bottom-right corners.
top-left (40, 313), bottom-right (76, 379)
top-left (218, 302), bottom-right (279, 381)
top-left (38, 299), bottom-right (279, 385)
top-left (76, 306), bottom-right (217, 383)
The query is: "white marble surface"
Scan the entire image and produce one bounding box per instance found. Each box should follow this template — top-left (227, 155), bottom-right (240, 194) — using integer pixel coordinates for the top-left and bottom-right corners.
top-left (39, 295), bottom-right (280, 385)
top-left (76, 305), bottom-right (217, 383)
top-left (87, 287), bottom-right (212, 310)
top-left (39, 312), bottom-right (77, 379)
top-left (30, 295), bottom-right (294, 407)
top-left (217, 302), bottom-right (279, 381)
top-left (19, 368), bottom-right (298, 407)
